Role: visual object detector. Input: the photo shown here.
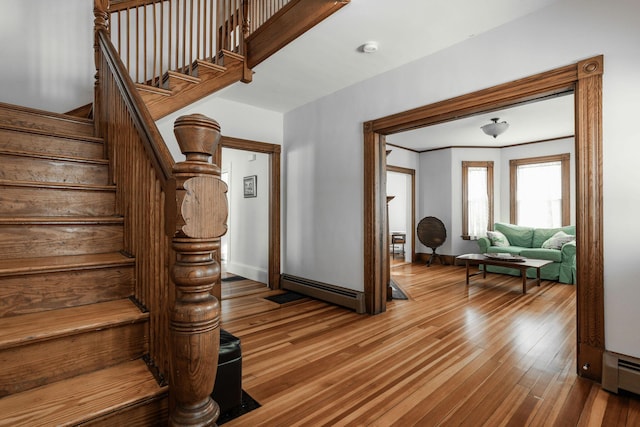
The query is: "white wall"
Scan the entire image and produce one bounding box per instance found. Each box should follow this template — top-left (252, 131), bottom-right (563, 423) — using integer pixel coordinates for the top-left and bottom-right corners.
top-left (221, 148), bottom-right (270, 283)
top-left (417, 149), bottom-right (453, 256)
top-left (0, 0), bottom-right (94, 112)
top-left (283, 0), bottom-right (640, 357)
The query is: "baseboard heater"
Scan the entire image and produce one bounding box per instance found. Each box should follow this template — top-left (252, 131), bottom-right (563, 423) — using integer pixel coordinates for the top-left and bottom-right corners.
top-left (281, 274), bottom-right (365, 314)
top-left (602, 350), bottom-right (640, 395)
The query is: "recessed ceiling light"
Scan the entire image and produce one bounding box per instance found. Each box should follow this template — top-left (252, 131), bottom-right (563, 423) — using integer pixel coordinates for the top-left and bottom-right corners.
top-left (361, 41), bottom-right (379, 53)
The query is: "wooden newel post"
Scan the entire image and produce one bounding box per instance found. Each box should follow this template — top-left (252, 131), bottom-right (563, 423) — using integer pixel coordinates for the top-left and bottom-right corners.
top-left (169, 114), bottom-right (228, 426)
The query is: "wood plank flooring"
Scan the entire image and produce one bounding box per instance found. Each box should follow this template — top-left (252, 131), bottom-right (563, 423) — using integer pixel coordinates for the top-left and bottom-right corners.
top-left (220, 263), bottom-right (640, 426)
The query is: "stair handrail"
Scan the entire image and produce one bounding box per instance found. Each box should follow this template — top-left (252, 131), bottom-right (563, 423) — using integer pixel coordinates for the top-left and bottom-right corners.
top-left (95, 2), bottom-right (224, 424)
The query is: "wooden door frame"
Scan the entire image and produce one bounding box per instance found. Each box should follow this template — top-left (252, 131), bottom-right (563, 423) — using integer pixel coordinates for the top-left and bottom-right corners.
top-left (387, 165), bottom-right (416, 262)
top-left (219, 136), bottom-right (282, 289)
top-left (364, 56), bottom-right (604, 382)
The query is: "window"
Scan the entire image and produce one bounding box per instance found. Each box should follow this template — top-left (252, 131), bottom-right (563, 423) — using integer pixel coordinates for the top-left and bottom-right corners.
top-left (510, 154), bottom-right (570, 227)
top-left (462, 161), bottom-right (494, 239)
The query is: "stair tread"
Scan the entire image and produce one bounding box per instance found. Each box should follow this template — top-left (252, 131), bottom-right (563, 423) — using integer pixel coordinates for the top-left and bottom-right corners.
top-left (0, 299), bottom-right (147, 350)
top-left (167, 70), bottom-right (201, 83)
top-left (0, 148), bottom-right (109, 165)
top-left (196, 60), bottom-right (227, 73)
top-left (0, 359), bottom-right (164, 427)
top-left (0, 252), bottom-right (134, 276)
top-left (0, 179), bottom-right (115, 191)
top-left (0, 216), bottom-right (123, 224)
top-left (0, 102), bottom-right (95, 140)
top-left (135, 83), bottom-right (173, 96)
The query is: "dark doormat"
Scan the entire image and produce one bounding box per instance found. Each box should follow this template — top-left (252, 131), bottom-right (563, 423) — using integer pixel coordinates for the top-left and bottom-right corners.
top-left (390, 280), bottom-right (409, 300)
top-left (264, 291), bottom-right (307, 305)
top-left (218, 390), bottom-right (261, 425)
top-left (222, 275), bottom-right (247, 282)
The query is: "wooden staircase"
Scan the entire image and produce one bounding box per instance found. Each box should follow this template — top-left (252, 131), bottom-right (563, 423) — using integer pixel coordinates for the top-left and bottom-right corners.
top-left (0, 103), bottom-right (168, 426)
top-left (137, 50), bottom-right (249, 121)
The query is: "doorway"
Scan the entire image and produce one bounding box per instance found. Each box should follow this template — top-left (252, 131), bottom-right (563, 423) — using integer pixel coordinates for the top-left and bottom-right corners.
top-left (216, 136), bottom-right (282, 295)
top-left (363, 56), bottom-right (604, 381)
top-left (386, 165), bottom-right (415, 265)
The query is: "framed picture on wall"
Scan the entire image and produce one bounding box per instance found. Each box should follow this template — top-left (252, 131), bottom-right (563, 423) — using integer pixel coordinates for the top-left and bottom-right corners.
top-left (243, 175), bottom-right (257, 198)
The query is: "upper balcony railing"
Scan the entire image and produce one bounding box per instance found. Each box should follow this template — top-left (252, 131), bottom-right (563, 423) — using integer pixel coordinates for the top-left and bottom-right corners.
top-left (105, 0), bottom-right (290, 87)
top-left (245, 0), bottom-right (291, 34)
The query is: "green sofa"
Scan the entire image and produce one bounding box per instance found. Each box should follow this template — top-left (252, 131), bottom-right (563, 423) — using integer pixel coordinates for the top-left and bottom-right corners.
top-left (477, 222), bottom-right (576, 284)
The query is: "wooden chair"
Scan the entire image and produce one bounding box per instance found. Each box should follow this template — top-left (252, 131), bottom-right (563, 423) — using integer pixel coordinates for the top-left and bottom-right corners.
top-left (391, 233), bottom-right (406, 259)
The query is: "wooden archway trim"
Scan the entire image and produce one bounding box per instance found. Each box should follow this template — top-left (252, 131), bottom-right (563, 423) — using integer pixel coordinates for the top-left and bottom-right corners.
top-left (218, 135), bottom-right (282, 289)
top-left (363, 55), bottom-right (604, 381)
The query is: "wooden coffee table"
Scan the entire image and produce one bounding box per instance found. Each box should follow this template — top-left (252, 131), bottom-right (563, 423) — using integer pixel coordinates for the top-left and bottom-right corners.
top-left (456, 253), bottom-right (554, 294)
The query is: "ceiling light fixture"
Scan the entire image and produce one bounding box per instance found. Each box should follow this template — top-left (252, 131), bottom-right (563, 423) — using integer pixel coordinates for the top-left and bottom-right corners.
top-left (361, 41), bottom-right (379, 53)
top-left (481, 118), bottom-right (509, 138)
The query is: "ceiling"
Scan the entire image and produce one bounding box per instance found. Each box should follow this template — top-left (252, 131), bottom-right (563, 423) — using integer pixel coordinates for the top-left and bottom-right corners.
top-left (217, 0), bottom-right (561, 113)
top-left (388, 93), bottom-right (575, 152)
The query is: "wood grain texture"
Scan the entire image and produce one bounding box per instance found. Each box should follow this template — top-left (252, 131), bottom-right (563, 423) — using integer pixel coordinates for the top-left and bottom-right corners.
top-left (0, 359), bottom-right (166, 427)
top-left (0, 319), bottom-right (147, 396)
top-left (169, 113), bottom-right (223, 426)
top-left (220, 263), bottom-right (640, 426)
top-left (0, 126), bottom-right (104, 158)
top-left (0, 101), bottom-right (95, 138)
top-left (0, 253), bottom-right (134, 318)
top-left (0, 181), bottom-right (116, 217)
top-left (0, 217), bottom-right (124, 259)
top-left (574, 55), bottom-right (605, 382)
top-left (363, 123), bottom-right (387, 314)
top-left (0, 150), bottom-right (109, 185)
top-left (0, 298), bottom-right (147, 349)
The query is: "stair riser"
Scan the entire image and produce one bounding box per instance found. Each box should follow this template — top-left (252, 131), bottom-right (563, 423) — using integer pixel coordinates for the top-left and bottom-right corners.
top-left (0, 153), bottom-right (109, 185)
top-left (0, 321), bottom-right (148, 397)
top-left (0, 223), bottom-right (123, 259)
top-left (0, 185), bottom-right (116, 216)
top-left (0, 128), bottom-right (104, 159)
top-left (82, 395), bottom-right (168, 426)
top-left (0, 266), bottom-right (134, 318)
top-left (166, 72), bottom-right (200, 92)
top-left (0, 103), bottom-right (95, 137)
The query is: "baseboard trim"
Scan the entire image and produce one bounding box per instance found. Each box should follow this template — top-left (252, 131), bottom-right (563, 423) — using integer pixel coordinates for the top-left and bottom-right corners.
top-left (281, 274), bottom-right (365, 314)
top-left (416, 252), bottom-right (456, 266)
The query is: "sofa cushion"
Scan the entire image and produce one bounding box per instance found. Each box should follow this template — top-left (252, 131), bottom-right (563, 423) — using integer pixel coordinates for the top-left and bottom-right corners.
top-left (532, 225), bottom-right (576, 248)
top-left (486, 246), bottom-right (527, 256)
top-left (520, 248), bottom-right (563, 262)
top-left (494, 223), bottom-right (534, 248)
top-left (486, 230), bottom-right (509, 247)
top-left (541, 231), bottom-right (576, 250)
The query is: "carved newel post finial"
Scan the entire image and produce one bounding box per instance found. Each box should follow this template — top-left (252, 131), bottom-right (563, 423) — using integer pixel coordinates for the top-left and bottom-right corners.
top-left (169, 114), bottom-right (228, 427)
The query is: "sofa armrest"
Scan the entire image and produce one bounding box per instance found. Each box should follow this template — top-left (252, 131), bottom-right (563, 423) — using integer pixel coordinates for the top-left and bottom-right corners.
top-left (477, 236), bottom-right (491, 253)
top-left (561, 239), bottom-right (576, 261)
top-left (559, 240), bottom-right (577, 284)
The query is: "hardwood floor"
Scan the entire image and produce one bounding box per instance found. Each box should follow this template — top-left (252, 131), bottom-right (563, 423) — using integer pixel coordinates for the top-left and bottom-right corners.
top-left (220, 263), bottom-right (640, 426)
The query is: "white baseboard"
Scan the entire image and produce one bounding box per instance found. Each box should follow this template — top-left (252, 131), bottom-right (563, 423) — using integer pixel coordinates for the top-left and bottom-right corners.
top-left (225, 261), bottom-right (268, 284)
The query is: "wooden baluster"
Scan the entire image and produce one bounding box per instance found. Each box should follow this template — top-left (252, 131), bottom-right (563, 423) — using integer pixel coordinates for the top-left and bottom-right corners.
top-left (242, 0), bottom-right (249, 54)
top-left (169, 114), bottom-right (227, 426)
top-left (93, 0), bottom-right (109, 138)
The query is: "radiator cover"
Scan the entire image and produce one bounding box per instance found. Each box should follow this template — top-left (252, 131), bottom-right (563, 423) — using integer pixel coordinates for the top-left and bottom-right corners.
top-left (602, 350), bottom-right (640, 395)
top-left (281, 274), bottom-right (365, 314)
